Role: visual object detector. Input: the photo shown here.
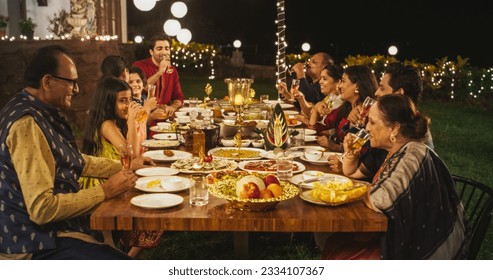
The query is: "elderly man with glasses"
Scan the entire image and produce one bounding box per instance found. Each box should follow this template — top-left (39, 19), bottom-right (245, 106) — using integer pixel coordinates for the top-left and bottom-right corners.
top-left (0, 45), bottom-right (154, 259)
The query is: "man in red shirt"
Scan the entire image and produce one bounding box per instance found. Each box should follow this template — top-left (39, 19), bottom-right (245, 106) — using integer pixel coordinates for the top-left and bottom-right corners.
top-left (133, 34), bottom-right (184, 116)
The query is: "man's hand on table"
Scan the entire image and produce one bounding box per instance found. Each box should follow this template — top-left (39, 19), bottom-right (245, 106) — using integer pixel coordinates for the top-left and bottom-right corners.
top-left (102, 170), bottom-right (138, 200)
top-left (131, 155), bottom-right (156, 171)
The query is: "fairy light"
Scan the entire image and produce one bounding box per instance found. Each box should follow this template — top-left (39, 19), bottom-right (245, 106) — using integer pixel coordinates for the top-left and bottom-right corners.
top-left (275, 0), bottom-right (287, 98)
top-left (467, 70), bottom-right (474, 98)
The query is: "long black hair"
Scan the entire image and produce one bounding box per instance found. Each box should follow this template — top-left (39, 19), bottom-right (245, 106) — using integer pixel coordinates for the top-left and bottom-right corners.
top-left (336, 65), bottom-right (378, 127)
top-left (81, 77), bottom-right (131, 156)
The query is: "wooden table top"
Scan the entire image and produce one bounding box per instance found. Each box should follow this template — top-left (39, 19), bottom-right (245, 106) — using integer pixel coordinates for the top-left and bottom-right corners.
top-left (90, 132), bottom-right (387, 233)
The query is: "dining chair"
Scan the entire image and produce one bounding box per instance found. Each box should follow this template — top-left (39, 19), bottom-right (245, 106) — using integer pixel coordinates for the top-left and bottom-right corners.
top-left (452, 174), bottom-right (493, 259)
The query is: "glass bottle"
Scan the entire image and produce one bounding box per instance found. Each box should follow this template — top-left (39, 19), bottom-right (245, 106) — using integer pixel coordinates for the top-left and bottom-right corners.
top-left (192, 124), bottom-right (205, 156)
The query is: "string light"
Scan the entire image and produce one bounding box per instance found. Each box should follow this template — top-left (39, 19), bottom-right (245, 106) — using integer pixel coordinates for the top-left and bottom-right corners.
top-left (275, 0), bottom-right (287, 100)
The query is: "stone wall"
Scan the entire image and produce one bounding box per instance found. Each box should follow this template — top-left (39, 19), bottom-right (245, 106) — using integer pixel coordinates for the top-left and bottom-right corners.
top-left (0, 40), bottom-right (136, 130)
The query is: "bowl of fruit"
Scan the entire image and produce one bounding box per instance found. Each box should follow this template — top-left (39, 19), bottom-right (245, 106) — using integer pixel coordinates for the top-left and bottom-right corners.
top-left (206, 171), bottom-right (300, 211)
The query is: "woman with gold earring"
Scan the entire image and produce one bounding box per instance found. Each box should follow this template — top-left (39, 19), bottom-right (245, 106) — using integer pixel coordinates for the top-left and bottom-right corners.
top-left (322, 94), bottom-right (469, 259)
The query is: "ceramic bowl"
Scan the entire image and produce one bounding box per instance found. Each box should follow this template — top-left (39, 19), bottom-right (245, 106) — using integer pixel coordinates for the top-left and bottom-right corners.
top-left (157, 122), bottom-right (171, 130)
top-left (174, 111), bottom-right (188, 117)
top-left (304, 148), bottom-right (323, 161)
top-left (241, 140), bottom-right (251, 147)
top-left (177, 116), bottom-right (191, 124)
top-left (252, 139), bottom-right (265, 148)
top-left (221, 139), bottom-right (235, 147)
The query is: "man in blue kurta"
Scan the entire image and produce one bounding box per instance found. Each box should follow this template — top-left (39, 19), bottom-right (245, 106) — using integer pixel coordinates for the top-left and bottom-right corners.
top-left (0, 45), bottom-right (150, 259)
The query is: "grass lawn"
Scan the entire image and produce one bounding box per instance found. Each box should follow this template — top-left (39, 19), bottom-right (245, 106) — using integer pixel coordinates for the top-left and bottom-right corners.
top-left (138, 72), bottom-right (493, 260)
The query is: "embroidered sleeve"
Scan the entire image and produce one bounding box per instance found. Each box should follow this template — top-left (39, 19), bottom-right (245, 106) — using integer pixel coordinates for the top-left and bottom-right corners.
top-left (7, 116), bottom-right (105, 225)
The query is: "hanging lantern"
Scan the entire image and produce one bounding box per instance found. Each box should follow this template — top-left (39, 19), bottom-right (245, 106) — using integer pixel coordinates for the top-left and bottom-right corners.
top-left (177, 28), bottom-right (192, 45)
top-left (171, 2), bottom-right (188, 18)
top-left (163, 19), bottom-right (181, 36)
top-left (233, 40), bottom-right (242, 48)
top-left (301, 42), bottom-right (311, 52)
top-left (133, 0), bottom-right (156, 12)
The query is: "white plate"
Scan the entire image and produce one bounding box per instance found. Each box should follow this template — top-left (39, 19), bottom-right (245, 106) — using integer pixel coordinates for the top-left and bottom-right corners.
top-left (284, 110), bottom-right (299, 115)
top-left (263, 100), bottom-right (287, 105)
top-left (300, 190), bottom-right (332, 206)
top-left (304, 129), bottom-right (317, 135)
top-left (288, 120), bottom-right (302, 127)
top-left (290, 173), bottom-right (349, 186)
top-left (150, 126), bottom-right (176, 133)
top-left (178, 107), bottom-right (208, 114)
top-left (130, 193), bottom-right (183, 209)
top-left (304, 135), bottom-right (318, 142)
top-left (260, 150), bottom-right (303, 160)
top-left (208, 147), bottom-right (265, 160)
top-left (183, 99), bottom-right (203, 104)
top-left (238, 160), bottom-right (305, 174)
top-left (263, 100), bottom-right (295, 109)
top-left (135, 176), bottom-right (191, 193)
top-left (152, 133), bottom-right (177, 140)
top-left (142, 150), bottom-right (192, 162)
top-left (299, 152), bottom-right (342, 165)
top-left (141, 139), bottom-right (180, 148)
top-left (279, 103), bottom-right (295, 109)
top-left (136, 167), bottom-right (179, 177)
top-left (171, 158), bottom-right (238, 173)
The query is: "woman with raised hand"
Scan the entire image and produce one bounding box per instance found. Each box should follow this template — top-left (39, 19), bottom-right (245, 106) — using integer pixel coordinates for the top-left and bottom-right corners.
top-left (315, 65), bottom-right (377, 153)
top-left (80, 77), bottom-right (162, 258)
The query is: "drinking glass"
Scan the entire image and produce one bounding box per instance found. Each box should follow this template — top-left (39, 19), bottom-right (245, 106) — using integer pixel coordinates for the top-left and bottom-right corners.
top-left (339, 129), bottom-right (370, 162)
top-left (356, 96), bottom-right (376, 128)
top-left (260, 94), bottom-right (269, 103)
top-left (290, 79), bottom-right (300, 95)
top-left (276, 156), bottom-right (293, 181)
top-left (134, 102), bottom-right (148, 123)
top-left (325, 94), bottom-right (337, 113)
top-left (289, 128), bottom-right (305, 147)
top-left (147, 84), bottom-right (156, 98)
top-left (162, 55), bottom-right (173, 74)
top-left (189, 174), bottom-right (208, 206)
top-left (189, 97), bottom-right (198, 108)
top-left (119, 144), bottom-right (133, 170)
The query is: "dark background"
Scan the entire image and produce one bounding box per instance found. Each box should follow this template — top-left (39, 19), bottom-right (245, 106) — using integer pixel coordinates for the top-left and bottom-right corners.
top-left (127, 0), bottom-right (493, 67)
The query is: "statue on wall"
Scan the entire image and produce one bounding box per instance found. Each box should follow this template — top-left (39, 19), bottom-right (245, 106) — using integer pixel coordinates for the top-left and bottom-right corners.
top-left (84, 0), bottom-right (96, 37)
top-left (67, 0), bottom-right (87, 37)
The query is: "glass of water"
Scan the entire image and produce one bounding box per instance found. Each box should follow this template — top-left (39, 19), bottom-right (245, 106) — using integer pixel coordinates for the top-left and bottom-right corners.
top-left (289, 128), bottom-right (305, 147)
top-left (189, 174), bottom-right (209, 206)
top-left (276, 155), bottom-right (293, 181)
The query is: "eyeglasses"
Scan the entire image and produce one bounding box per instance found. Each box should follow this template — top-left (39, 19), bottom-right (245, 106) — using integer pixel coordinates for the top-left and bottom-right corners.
top-left (50, 74), bottom-right (78, 89)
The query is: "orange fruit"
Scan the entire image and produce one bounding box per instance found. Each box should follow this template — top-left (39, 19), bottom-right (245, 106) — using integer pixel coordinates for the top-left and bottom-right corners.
top-left (260, 189), bottom-right (274, 199)
top-left (267, 183), bottom-right (283, 197)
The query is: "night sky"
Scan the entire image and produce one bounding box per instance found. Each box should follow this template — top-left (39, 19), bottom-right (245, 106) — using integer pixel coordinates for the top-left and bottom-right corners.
top-left (127, 0), bottom-right (493, 68)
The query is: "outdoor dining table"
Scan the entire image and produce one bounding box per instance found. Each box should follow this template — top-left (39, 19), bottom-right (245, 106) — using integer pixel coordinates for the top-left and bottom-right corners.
top-left (90, 122), bottom-right (388, 258)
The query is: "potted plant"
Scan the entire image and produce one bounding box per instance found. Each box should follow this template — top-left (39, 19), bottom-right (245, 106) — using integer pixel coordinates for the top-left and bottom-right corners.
top-left (0, 15), bottom-right (8, 37)
top-left (19, 17), bottom-right (37, 39)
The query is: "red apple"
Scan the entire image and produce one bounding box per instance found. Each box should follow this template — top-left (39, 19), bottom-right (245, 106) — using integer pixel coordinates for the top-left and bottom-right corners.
top-left (264, 174), bottom-right (280, 186)
top-left (236, 175), bottom-right (266, 197)
top-left (239, 182), bottom-right (261, 199)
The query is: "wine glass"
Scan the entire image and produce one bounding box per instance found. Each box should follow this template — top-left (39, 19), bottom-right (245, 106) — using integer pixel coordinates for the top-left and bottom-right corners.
top-left (147, 84), bottom-right (156, 98)
top-left (325, 94), bottom-right (337, 113)
top-left (119, 143), bottom-right (134, 170)
top-left (204, 83), bottom-right (213, 106)
top-left (290, 79), bottom-right (300, 95)
top-left (160, 54), bottom-right (173, 74)
top-left (355, 96), bottom-right (376, 128)
top-left (338, 129), bottom-right (370, 162)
